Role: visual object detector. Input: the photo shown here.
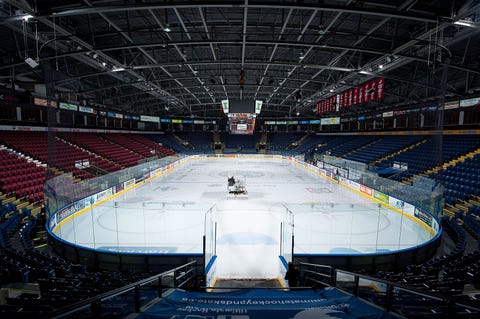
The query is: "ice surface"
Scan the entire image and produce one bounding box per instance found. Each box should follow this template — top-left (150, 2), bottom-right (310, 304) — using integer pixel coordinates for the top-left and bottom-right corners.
top-left (55, 157), bottom-right (433, 278)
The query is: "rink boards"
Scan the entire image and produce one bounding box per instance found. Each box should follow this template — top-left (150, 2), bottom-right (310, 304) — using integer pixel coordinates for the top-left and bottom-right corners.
top-left (48, 155), bottom-right (439, 272)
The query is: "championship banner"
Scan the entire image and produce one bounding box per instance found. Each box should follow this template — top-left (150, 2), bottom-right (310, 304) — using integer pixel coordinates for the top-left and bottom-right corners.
top-left (377, 77), bottom-right (385, 99)
top-left (317, 78), bottom-right (383, 114)
top-left (366, 80), bottom-right (374, 102)
top-left (359, 84), bottom-right (365, 104)
top-left (353, 87), bottom-right (359, 105)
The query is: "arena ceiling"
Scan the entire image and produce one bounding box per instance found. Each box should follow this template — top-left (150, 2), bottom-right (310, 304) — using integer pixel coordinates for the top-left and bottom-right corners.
top-left (0, 0), bottom-right (480, 119)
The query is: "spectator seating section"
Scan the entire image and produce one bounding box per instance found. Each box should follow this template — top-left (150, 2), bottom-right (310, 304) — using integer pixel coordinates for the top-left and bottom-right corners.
top-left (293, 134), bottom-right (337, 155)
top-left (430, 153), bottom-right (480, 205)
top-left (343, 136), bottom-right (424, 164)
top-left (59, 132), bottom-right (145, 167)
top-left (0, 149), bottom-right (45, 203)
top-left (0, 131), bottom-right (121, 180)
top-left (379, 135), bottom-right (480, 183)
top-left (0, 247), bottom-right (154, 317)
top-left (1, 131), bottom-right (480, 317)
top-left (328, 136), bottom-right (380, 157)
top-left (147, 133), bottom-right (185, 153)
top-left (265, 132), bottom-right (305, 153)
top-left (176, 132), bottom-right (214, 153)
top-left (220, 132), bottom-right (261, 153)
top-left (373, 217), bottom-right (471, 295)
top-left (101, 133), bottom-right (175, 158)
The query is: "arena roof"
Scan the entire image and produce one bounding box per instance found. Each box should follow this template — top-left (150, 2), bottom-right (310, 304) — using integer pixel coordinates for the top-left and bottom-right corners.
top-left (0, 0), bottom-right (479, 118)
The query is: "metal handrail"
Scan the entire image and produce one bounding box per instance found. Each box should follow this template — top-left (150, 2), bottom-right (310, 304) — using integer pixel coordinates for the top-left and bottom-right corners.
top-left (299, 262), bottom-right (480, 315)
top-left (45, 260), bottom-right (198, 319)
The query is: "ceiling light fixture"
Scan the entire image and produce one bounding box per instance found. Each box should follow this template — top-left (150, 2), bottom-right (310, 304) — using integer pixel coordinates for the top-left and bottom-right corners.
top-left (164, 25), bottom-right (171, 32)
top-left (454, 20), bottom-right (475, 27)
top-left (112, 66), bottom-right (125, 72)
top-left (299, 49), bottom-right (306, 60)
top-left (24, 57), bottom-right (39, 68)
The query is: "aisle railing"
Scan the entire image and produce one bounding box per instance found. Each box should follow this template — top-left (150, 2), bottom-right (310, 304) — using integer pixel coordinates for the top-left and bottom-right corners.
top-left (299, 262), bottom-right (480, 317)
top-left (45, 260), bottom-right (198, 319)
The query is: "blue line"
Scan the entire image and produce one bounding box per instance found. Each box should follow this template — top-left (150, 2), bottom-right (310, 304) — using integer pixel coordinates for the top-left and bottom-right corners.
top-left (205, 255), bottom-right (217, 274)
top-left (279, 255), bottom-right (288, 270)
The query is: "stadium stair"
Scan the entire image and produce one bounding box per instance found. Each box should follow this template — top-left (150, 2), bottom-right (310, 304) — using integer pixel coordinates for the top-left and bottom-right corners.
top-left (295, 133), bottom-right (310, 146)
top-left (172, 133), bottom-right (193, 150)
top-left (256, 133), bottom-right (267, 154)
top-left (286, 133), bottom-right (309, 150)
top-left (57, 136), bottom-right (123, 173)
top-left (341, 137), bottom-right (382, 157)
top-left (372, 138), bottom-right (428, 165)
top-left (213, 132), bottom-right (224, 154)
top-left (422, 147), bottom-right (480, 177)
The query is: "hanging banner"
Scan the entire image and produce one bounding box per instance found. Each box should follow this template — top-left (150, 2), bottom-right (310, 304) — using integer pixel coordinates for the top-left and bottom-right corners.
top-left (377, 77), bottom-right (385, 99)
top-left (221, 99), bottom-right (229, 113)
top-left (359, 84), bottom-right (365, 104)
top-left (255, 100), bottom-right (263, 114)
top-left (317, 80), bottom-right (387, 115)
top-left (353, 87), bottom-right (359, 105)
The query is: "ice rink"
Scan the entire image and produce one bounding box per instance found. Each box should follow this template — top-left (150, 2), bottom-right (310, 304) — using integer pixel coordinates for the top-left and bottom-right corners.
top-left (54, 157), bottom-right (433, 279)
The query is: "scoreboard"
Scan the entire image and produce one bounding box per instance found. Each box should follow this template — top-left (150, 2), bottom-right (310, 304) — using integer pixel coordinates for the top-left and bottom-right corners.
top-left (228, 113), bottom-right (256, 135)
